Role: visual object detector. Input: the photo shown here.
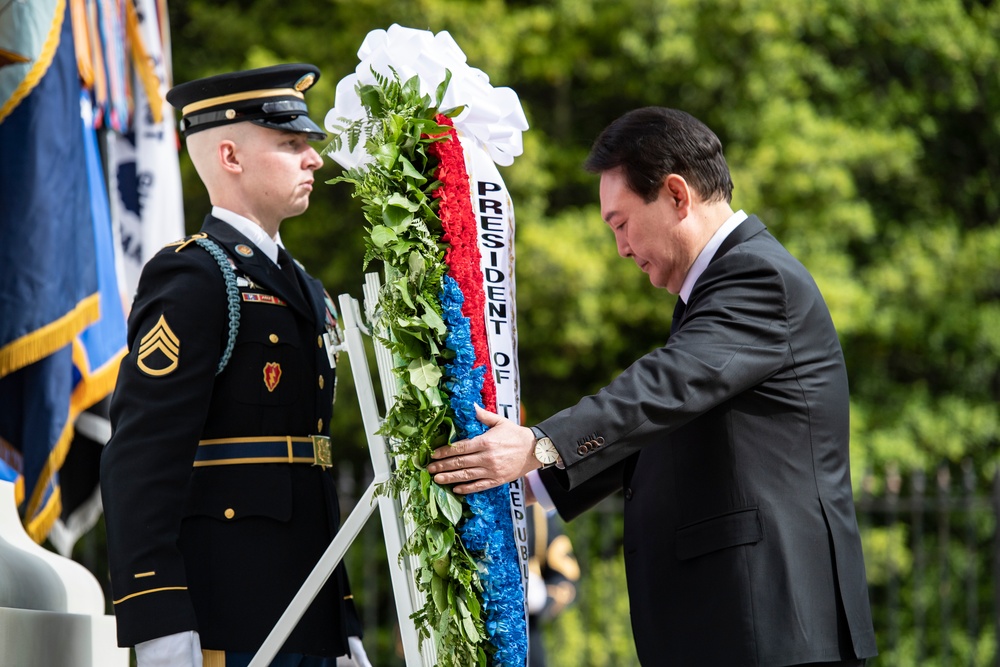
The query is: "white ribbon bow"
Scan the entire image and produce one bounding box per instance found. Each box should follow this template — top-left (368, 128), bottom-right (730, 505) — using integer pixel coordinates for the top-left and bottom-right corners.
top-left (324, 24), bottom-right (529, 169)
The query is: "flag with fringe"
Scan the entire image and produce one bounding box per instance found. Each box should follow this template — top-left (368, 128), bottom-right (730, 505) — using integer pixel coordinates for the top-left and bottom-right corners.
top-left (0, 0), bottom-right (177, 546)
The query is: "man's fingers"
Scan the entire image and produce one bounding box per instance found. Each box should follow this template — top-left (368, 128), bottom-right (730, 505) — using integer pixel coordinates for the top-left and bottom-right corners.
top-left (430, 438), bottom-right (477, 461)
top-left (450, 479), bottom-right (497, 495)
top-left (432, 465), bottom-right (490, 486)
top-left (474, 404), bottom-right (504, 427)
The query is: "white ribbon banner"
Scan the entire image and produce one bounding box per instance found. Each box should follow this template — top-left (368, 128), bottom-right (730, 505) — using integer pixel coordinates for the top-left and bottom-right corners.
top-left (463, 133), bottom-right (530, 620)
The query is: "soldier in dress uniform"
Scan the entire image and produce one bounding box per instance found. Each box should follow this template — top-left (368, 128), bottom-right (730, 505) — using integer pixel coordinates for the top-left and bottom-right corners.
top-left (100, 63), bottom-right (370, 667)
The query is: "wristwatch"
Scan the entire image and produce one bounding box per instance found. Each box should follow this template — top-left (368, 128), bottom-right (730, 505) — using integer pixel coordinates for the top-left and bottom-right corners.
top-left (530, 426), bottom-right (564, 469)
top-left (533, 435), bottom-right (562, 469)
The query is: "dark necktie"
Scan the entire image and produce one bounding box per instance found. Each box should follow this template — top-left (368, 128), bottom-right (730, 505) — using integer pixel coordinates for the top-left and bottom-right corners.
top-left (276, 246), bottom-right (304, 300)
top-left (670, 297), bottom-right (686, 335)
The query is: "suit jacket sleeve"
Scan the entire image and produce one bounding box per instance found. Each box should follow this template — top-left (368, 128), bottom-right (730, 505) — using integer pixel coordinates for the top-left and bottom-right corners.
top-left (537, 242), bottom-right (793, 492)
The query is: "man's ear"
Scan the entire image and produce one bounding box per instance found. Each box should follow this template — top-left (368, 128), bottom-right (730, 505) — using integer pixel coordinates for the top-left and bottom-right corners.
top-left (662, 174), bottom-right (692, 217)
top-left (218, 140), bottom-right (242, 174)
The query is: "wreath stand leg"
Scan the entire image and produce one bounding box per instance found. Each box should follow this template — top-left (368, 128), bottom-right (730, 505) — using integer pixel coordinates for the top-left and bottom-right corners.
top-left (248, 272), bottom-right (436, 667)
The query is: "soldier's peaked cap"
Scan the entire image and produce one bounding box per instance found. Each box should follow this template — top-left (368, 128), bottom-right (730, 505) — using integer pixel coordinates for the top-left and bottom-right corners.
top-left (166, 63), bottom-right (326, 141)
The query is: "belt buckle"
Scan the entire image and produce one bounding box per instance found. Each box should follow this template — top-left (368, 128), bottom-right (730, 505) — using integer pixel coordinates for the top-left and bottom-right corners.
top-left (311, 435), bottom-right (332, 469)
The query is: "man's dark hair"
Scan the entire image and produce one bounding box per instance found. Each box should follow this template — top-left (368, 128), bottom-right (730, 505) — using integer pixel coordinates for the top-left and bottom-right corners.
top-left (584, 107), bottom-right (734, 204)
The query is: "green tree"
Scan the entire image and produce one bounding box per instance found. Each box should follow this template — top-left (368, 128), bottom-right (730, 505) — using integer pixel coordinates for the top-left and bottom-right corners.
top-left (151, 1), bottom-right (1000, 663)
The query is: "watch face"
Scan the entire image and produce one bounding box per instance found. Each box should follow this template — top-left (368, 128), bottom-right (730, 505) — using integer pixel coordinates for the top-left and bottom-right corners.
top-left (535, 438), bottom-right (559, 465)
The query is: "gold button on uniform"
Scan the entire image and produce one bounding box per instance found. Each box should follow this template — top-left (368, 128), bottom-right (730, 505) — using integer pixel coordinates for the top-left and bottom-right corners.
top-left (318, 375), bottom-right (325, 389)
top-left (317, 418), bottom-right (324, 432)
top-left (269, 334), bottom-right (279, 343)
top-left (224, 508), bottom-right (235, 519)
top-left (318, 336), bottom-right (323, 348)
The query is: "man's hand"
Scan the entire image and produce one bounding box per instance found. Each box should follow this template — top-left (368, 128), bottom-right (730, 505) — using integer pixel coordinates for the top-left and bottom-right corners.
top-left (427, 405), bottom-right (539, 494)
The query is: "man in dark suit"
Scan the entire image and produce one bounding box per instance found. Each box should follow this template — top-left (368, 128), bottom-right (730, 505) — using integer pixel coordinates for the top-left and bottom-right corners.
top-left (101, 64), bottom-right (369, 667)
top-left (428, 107), bottom-right (878, 666)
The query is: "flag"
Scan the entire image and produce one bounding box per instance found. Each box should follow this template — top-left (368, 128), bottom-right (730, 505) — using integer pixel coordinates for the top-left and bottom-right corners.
top-left (0, 0), bottom-right (127, 543)
top-left (109, 0), bottom-right (183, 299)
top-left (51, 0), bottom-right (183, 554)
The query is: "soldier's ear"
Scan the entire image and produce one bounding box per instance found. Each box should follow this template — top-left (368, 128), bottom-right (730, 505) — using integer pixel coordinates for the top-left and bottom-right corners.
top-left (218, 140), bottom-right (243, 174)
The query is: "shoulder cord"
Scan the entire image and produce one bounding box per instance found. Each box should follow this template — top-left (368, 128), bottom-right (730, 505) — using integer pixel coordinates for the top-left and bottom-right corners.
top-left (194, 238), bottom-right (240, 375)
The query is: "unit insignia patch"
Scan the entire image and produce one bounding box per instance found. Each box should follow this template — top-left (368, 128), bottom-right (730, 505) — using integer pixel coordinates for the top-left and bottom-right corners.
top-left (263, 362), bottom-right (282, 392)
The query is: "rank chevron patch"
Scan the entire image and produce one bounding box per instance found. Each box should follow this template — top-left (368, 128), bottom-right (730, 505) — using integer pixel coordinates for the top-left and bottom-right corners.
top-left (137, 314), bottom-right (181, 376)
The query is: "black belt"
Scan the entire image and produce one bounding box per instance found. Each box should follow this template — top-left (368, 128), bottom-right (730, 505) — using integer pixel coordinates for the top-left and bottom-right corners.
top-left (193, 436), bottom-right (332, 469)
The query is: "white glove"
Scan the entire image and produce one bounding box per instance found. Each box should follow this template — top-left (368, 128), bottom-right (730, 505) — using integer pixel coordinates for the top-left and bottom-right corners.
top-left (135, 630), bottom-right (203, 667)
top-left (527, 568), bottom-right (547, 614)
top-left (335, 636), bottom-right (373, 667)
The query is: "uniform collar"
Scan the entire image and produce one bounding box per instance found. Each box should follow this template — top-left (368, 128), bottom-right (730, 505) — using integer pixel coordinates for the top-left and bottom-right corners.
top-left (211, 206), bottom-right (284, 266)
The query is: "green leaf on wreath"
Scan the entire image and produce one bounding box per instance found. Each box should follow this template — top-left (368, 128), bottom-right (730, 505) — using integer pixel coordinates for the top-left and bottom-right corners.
top-left (382, 205), bottom-right (413, 230)
top-left (431, 573), bottom-right (447, 612)
top-left (426, 523), bottom-right (447, 559)
top-left (434, 484), bottom-right (463, 525)
top-left (370, 225), bottom-right (397, 248)
top-left (432, 554), bottom-right (450, 578)
top-left (399, 156), bottom-right (427, 183)
top-left (408, 251), bottom-right (426, 276)
top-left (461, 616), bottom-right (480, 642)
top-left (373, 142), bottom-right (400, 169)
top-left (406, 357), bottom-right (442, 391)
top-left (358, 83), bottom-right (382, 115)
top-left (387, 192), bottom-right (420, 212)
top-left (434, 70), bottom-right (452, 108)
top-left (394, 277), bottom-right (416, 310)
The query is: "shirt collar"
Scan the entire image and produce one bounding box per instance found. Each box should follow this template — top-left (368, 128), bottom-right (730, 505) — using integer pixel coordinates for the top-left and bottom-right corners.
top-left (678, 209), bottom-right (748, 304)
top-left (211, 206), bottom-right (283, 266)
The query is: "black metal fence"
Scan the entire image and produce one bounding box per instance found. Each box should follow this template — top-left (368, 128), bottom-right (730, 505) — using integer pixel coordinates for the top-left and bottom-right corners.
top-left (70, 459), bottom-right (1000, 666)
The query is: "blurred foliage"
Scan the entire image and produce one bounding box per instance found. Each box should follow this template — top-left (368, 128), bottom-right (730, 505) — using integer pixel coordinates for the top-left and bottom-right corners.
top-left (151, 0), bottom-right (1000, 664)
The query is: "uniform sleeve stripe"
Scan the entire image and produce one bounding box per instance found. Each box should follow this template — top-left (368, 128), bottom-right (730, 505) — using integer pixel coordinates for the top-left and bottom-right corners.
top-left (113, 586), bottom-right (188, 605)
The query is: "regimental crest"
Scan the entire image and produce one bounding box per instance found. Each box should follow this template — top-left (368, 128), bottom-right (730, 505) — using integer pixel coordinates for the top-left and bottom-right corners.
top-left (263, 362), bottom-right (282, 392)
top-left (137, 315), bottom-right (180, 376)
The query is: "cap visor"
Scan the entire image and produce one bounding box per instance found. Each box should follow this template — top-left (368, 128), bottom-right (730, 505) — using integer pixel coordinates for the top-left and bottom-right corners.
top-left (252, 116), bottom-right (327, 141)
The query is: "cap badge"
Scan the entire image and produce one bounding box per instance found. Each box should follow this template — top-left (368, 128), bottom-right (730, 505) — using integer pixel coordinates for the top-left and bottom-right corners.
top-left (235, 244), bottom-right (254, 257)
top-left (294, 73), bottom-right (316, 91)
top-left (137, 315), bottom-right (180, 377)
top-left (263, 362), bottom-right (282, 392)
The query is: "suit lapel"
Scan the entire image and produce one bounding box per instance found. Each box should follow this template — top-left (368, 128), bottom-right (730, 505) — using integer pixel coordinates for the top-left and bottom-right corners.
top-left (200, 216), bottom-right (315, 320)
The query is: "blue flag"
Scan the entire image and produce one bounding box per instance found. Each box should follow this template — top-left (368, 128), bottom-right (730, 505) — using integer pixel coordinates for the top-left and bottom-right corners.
top-left (0, 0), bottom-right (126, 541)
